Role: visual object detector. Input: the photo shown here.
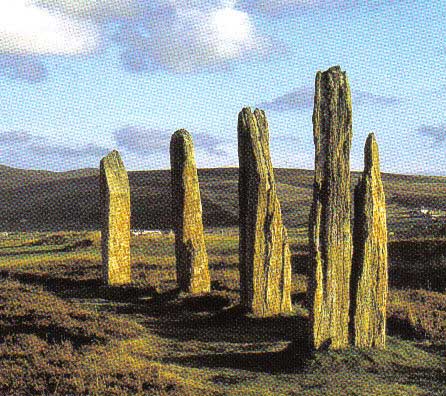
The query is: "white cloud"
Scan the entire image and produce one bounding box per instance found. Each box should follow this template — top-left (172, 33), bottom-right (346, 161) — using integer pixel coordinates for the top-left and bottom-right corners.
top-left (0, 0), bottom-right (100, 55)
top-left (33, 0), bottom-right (169, 20)
top-left (120, 3), bottom-right (271, 73)
top-left (0, 0), bottom-right (271, 72)
top-left (0, 130), bottom-right (109, 170)
top-left (155, 8), bottom-right (258, 71)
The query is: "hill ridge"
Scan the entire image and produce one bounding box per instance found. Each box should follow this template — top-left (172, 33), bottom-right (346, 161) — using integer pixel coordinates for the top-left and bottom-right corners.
top-left (0, 166), bottom-right (444, 233)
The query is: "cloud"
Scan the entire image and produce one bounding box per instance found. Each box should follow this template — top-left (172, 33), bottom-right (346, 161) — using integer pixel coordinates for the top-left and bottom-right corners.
top-left (115, 3), bottom-right (271, 73)
top-left (0, 1), bottom-right (100, 56)
top-left (417, 125), bottom-right (446, 144)
top-left (0, 1), bottom-right (273, 78)
top-left (114, 126), bottom-right (227, 156)
top-left (0, 130), bottom-right (32, 144)
top-left (258, 86), bottom-right (314, 112)
top-left (240, 0), bottom-right (395, 17)
top-left (30, 142), bottom-right (109, 158)
top-left (33, 0), bottom-right (163, 20)
top-left (259, 86), bottom-right (401, 112)
top-left (0, 130), bottom-right (108, 170)
top-left (0, 1), bottom-right (97, 82)
top-left (354, 91), bottom-right (401, 106)
top-left (193, 133), bottom-right (228, 156)
top-left (241, 0), bottom-right (324, 16)
top-left (0, 55), bottom-right (48, 83)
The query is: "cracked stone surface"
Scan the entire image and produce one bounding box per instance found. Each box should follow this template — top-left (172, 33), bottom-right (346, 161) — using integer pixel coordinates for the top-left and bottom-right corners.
top-left (351, 133), bottom-right (388, 349)
top-left (170, 129), bottom-right (210, 294)
top-left (308, 66), bottom-right (353, 350)
top-left (238, 107), bottom-right (292, 317)
top-left (100, 150), bottom-right (131, 285)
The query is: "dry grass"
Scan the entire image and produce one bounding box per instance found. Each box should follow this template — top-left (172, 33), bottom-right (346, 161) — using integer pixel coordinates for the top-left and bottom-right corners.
top-left (0, 231), bottom-right (445, 395)
top-left (388, 289), bottom-right (446, 342)
top-left (0, 279), bottom-right (210, 396)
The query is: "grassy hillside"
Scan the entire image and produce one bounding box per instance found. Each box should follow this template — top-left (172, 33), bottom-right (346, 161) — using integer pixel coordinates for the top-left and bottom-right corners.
top-left (0, 166), bottom-right (444, 238)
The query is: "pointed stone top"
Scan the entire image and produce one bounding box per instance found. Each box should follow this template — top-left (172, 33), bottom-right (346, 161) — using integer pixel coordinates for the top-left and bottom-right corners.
top-left (172, 129), bottom-right (192, 141)
top-left (318, 65), bottom-right (344, 76)
top-left (238, 107), bottom-right (269, 140)
top-left (238, 107), bottom-right (267, 125)
top-left (100, 150), bottom-right (129, 195)
top-left (239, 107), bottom-right (267, 122)
top-left (364, 132), bottom-right (380, 173)
top-left (101, 150), bottom-right (124, 169)
top-left (240, 107), bottom-right (266, 118)
top-left (326, 65), bottom-right (342, 73)
top-left (315, 65), bottom-right (349, 94)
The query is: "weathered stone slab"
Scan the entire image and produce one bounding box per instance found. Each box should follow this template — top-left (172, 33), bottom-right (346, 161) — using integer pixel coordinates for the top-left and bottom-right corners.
top-left (100, 150), bottom-right (131, 285)
top-left (351, 133), bottom-right (388, 348)
top-left (238, 107), bottom-right (292, 317)
top-left (308, 66), bottom-right (353, 349)
top-left (170, 129), bottom-right (210, 294)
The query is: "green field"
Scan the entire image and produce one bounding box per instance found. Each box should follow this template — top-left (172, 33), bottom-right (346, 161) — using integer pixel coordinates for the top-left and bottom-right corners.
top-left (1, 230), bottom-right (445, 395)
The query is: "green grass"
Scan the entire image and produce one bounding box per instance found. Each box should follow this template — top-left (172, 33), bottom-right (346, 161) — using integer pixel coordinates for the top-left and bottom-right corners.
top-left (0, 231), bottom-right (445, 395)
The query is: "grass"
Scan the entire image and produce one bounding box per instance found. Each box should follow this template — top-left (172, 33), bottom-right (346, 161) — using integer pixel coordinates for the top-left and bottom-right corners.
top-left (0, 280), bottom-right (204, 396)
top-left (0, 230), bottom-right (445, 395)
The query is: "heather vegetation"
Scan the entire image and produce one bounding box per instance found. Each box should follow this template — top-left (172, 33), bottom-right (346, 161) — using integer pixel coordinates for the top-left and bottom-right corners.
top-left (0, 230), bottom-right (445, 395)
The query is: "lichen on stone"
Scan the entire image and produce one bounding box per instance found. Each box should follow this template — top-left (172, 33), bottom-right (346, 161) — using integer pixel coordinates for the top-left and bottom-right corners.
top-left (170, 129), bottom-right (210, 294)
top-left (100, 150), bottom-right (131, 286)
top-left (238, 107), bottom-right (292, 317)
top-left (351, 133), bottom-right (388, 349)
top-left (308, 66), bottom-right (353, 350)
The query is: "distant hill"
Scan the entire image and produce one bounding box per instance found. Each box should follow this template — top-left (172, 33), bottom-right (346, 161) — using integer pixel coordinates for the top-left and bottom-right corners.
top-left (0, 166), bottom-right (445, 233)
top-left (0, 165), bottom-right (98, 188)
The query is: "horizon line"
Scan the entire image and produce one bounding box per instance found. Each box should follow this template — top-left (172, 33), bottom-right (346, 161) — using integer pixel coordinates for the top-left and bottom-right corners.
top-left (1, 163), bottom-right (445, 179)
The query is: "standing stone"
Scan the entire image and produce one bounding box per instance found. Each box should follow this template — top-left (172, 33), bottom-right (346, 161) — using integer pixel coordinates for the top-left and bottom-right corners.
top-left (351, 133), bottom-right (388, 348)
top-left (100, 150), bottom-right (131, 285)
top-left (308, 66), bottom-right (353, 350)
top-left (238, 107), bottom-right (292, 317)
top-left (170, 129), bottom-right (210, 294)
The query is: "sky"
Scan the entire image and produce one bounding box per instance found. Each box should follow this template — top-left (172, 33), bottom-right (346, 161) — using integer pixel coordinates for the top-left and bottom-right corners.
top-left (0, 0), bottom-right (444, 175)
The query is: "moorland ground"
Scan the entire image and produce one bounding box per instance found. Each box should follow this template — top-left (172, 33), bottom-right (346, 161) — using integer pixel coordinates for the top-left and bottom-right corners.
top-left (0, 229), bottom-right (445, 395)
top-left (0, 166), bottom-right (445, 395)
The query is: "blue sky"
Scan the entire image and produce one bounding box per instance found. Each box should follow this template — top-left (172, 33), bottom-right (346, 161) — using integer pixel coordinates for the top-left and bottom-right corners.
top-left (0, 0), bottom-right (444, 175)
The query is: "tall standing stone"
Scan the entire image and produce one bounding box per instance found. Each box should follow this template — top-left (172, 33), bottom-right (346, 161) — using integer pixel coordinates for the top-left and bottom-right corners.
top-left (238, 107), bottom-right (292, 317)
top-left (309, 66), bottom-right (353, 350)
top-left (170, 129), bottom-right (210, 294)
top-left (100, 150), bottom-right (131, 285)
top-left (351, 133), bottom-right (388, 348)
